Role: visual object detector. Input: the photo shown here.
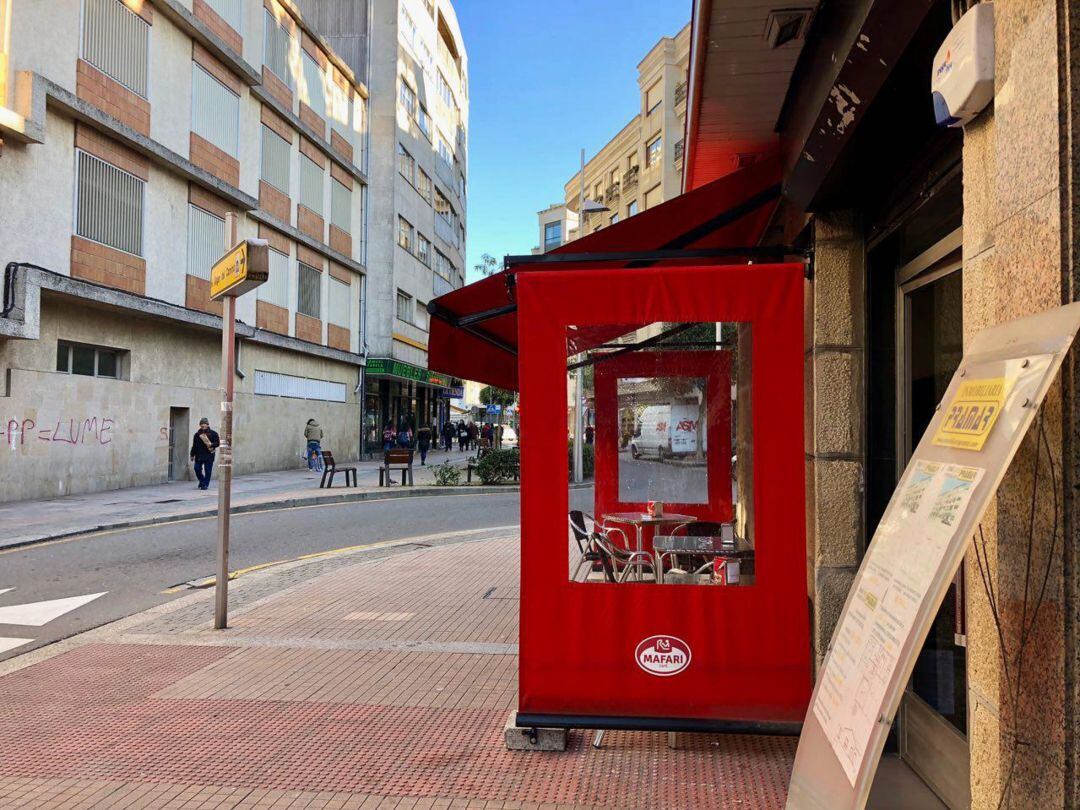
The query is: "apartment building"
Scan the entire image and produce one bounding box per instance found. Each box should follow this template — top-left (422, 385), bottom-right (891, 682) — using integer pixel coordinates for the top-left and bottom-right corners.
top-left (0, 0), bottom-right (369, 502)
top-left (534, 24), bottom-right (689, 252)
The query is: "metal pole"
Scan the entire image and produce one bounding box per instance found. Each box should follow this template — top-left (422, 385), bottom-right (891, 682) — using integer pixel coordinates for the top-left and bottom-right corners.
top-left (214, 212), bottom-right (238, 630)
top-left (573, 149), bottom-right (586, 484)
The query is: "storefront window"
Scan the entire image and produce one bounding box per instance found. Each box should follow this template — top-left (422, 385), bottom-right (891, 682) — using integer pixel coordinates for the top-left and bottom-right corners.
top-left (567, 321), bottom-right (753, 587)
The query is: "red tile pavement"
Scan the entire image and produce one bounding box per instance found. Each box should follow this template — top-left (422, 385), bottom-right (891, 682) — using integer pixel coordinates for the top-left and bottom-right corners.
top-left (0, 537), bottom-right (798, 807)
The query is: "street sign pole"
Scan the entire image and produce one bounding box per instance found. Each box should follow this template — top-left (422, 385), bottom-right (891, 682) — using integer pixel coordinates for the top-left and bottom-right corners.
top-left (214, 212), bottom-right (238, 630)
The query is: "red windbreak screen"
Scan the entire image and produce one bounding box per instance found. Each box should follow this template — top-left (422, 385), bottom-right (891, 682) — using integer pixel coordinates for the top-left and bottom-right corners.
top-left (518, 262), bottom-right (810, 723)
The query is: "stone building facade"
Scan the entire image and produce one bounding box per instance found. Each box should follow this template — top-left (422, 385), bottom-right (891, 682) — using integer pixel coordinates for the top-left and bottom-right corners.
top-left (0, 0), bottom-right (369, 501)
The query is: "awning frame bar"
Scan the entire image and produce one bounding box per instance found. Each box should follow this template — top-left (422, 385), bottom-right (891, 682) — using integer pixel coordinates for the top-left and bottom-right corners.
top-left (504, 245), bottom-right (802, 269)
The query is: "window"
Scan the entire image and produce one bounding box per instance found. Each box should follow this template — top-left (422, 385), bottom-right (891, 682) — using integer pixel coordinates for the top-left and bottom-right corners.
top-left (644, 184), bottom-right (662, 210)
top-left (329, 76), bottom-right (351, 137)
top-left (301, 50), bottom-right (326, 119)
top-left (400, 79), bottom-right (416, 118)
top-left (645, 81), bottom-right (662, 115)
top-left (646, 134), bottom-right (662, 167)
top-left (397, 143), bottom-right (415, 183)
top-left (611, 213), bottom-right (619, 225)
top-left (434, 188), bottom-right (455, 227)
top-left (610, 169), bottom-right (619, 186)
top-left (75, 150), bottom-right (144, 256)
top-left (437, 133), bottom-right (453, 168)
top-left (260, 125), bottom-right (291, 193)
top-left (56, 341), bottom-right (121, 379)
top-left (299, 154), bottom-right (323, 215)
top-left (81, 0), bottom-right (149, 98)
top-left (258, 247), bottom-right (290, 308)
top-left (331, 179), bottom-right (351, 233)
top-left (415, 300), bottom-right (429, 331)
top-left (396, 290), bottom-right (412, 322)
top-left (627, 200), bottom-right (638, 217)
top-left (297, 262), bottom-right (321, 318)
top-left (417, 169), bottom-right (432, 203)
top-left (544, 221), bottom-right (562, 251)
top-left (187, 205), bottom-right (225, 281)
top-left (397, 216), bottom-right (414, 252)
top-left (594, 182), bottom-right (602, 200)
top-left (436, 71), bottom-right (454, 107)
top-left (204, 0), bottom-right (242, 33)
top-left (192, 63), bottom-right (240, 156)
top-left (417, 104), bottom-right (431, 139)
top-left (263, 8), bottom-right (292, 88)
top-left (434, 249), bottom-right (453, 280)
top-left (254, 370), bottom-right (346, 402)
top-left (416, 233), bottom-right (431, 265)
top-left (329, 276), bottom-right (351, 328)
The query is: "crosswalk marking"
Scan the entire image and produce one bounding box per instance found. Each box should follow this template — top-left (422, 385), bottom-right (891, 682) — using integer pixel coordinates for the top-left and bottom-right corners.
top-left (0, 592), bottom-right (107, 627)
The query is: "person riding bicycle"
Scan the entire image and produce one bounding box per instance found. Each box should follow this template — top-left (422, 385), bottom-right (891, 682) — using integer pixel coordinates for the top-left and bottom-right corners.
top-left (304, 418), bottom-right (323, 472)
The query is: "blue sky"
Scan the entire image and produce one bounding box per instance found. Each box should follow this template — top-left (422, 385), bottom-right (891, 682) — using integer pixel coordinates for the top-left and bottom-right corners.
top-left (453, 1), bottom-right (691, 281)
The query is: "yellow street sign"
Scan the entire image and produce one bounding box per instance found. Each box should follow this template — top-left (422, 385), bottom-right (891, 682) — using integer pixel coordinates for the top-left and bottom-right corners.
top-left (932, 376), bottom-right (1013, 451)
top-left (210, 239), bottom-right (270, 300)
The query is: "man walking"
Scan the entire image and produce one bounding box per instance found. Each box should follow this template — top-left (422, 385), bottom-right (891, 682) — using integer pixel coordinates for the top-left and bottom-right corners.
top-left (190, 417), bottom-right (220, 490)
top-left (417, 424), bottom-right (432, 465)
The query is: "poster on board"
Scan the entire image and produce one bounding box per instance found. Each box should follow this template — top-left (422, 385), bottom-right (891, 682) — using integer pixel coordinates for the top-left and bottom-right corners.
top-left (787, 301), bottom-right (1080, 809)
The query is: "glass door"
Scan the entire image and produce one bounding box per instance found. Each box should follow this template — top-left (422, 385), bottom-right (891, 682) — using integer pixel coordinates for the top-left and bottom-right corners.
top-left (895, 232), bottom-right (970, 808)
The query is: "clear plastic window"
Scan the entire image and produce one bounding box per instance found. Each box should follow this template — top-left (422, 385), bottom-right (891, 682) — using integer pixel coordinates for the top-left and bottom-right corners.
top-left (567, 321), bottom-right (755, 586)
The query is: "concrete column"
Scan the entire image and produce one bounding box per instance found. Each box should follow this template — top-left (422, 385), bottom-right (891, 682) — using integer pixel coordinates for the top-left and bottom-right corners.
top-left (808, 210), bottom-right (866, 673)
top-left (961, 1), bottom-right (1077, 806)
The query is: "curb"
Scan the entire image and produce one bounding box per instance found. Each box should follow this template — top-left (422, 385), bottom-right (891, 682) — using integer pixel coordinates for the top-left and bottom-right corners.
top-left (1, 481), bottom-right (595, 553)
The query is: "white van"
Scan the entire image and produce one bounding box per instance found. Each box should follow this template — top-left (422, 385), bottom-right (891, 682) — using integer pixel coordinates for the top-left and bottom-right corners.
top-left (629, 404), bottom-right (704, 460)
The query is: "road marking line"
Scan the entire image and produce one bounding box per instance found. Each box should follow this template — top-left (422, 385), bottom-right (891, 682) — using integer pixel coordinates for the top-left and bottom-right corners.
top-left (0, 592), bottom-right (107, 627)
top-left (160, 525), bottom-right (518, 593)
top-left (0, 638), bottom-right (33, 655)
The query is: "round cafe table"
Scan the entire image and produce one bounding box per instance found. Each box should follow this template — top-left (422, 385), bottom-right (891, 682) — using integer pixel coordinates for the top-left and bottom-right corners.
top-left (602, 512), bottom-right (697, 581)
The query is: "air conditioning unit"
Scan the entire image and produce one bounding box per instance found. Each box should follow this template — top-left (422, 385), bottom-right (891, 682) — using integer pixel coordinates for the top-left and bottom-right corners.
top-left (764, 8), bottom-right (814, 48)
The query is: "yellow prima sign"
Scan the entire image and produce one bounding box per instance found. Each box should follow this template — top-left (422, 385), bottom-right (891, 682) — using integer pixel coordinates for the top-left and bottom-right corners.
top-left (210, 239), bottom-right (270, 300)
top-left (932, 377), bottom-right (1012, 451)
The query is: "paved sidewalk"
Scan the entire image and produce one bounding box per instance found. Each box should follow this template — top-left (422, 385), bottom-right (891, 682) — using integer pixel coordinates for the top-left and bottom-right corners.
top-left (0, 528), bottom-right (942, 809)
top-left (0, 448), bottom-right (507, 550)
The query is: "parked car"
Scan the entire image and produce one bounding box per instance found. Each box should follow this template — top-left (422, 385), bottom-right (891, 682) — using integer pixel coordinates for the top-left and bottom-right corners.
top-left (629, 404), bottom-right (704, 460)
top-left (500, 425), bottom-right (518, 448)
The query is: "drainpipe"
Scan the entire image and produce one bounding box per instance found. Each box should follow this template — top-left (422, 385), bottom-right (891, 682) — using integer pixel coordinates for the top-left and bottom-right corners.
top-left (2, 262), bottom-right (51, 318)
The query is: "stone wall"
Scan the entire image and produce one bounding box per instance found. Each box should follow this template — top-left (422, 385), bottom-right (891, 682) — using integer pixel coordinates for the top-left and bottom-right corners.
top-left (807, 211), bottom-right (866, 672)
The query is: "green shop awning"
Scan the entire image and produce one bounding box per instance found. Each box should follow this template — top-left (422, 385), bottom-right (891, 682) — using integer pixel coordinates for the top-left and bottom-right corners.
top-left (365, 358), bottom-right (453, 388)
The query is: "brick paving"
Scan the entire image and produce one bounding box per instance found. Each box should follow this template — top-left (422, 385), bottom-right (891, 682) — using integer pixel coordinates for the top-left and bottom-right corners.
top-left (0, 536), bottom-right (797, 808)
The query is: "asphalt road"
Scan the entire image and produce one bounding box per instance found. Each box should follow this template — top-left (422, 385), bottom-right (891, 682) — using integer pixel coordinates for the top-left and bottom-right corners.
top-left (0, 489), bottom-right (596, 662)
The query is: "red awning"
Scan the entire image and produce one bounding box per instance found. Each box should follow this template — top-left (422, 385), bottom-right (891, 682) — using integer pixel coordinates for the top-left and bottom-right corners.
top-left (427, 157), bottom-right (783, 390)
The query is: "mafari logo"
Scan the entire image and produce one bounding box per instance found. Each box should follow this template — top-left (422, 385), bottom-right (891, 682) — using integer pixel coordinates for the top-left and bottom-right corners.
top-left (635, 635), bottom-right (691, 676)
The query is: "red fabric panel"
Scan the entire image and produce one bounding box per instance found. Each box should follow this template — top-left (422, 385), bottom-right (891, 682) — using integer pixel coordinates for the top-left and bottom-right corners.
top-left (426, 159), bottom-right (782, 389)
top-left (593, 351), bottom-right (733, 552)
top-left (518, 262), bottom-right (810, 723)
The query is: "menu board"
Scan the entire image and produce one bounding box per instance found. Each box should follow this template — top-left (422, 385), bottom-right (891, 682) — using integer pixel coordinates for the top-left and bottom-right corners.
top-left (813, 461), bottom-right (984, 784)
top-left (787, 301), bottom-right (1080, 810)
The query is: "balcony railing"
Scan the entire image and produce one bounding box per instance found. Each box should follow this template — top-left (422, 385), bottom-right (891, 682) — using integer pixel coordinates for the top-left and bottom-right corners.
top-left (623, 165), bottom-right (639, 190)
top-left (674, 80), bottom-right (687, 106)
top-left (674, 139), bottom-right (685, 165)
top-left (604, 183), bottom-right (621, 204)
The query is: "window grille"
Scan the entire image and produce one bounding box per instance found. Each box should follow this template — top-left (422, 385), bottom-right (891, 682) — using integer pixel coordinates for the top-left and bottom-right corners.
top-left (301, 50), bottom-right (326, 118)
top-left (254, 370), bottom-right (346, 402)
top-left (330, 179), bottom-right (351, 233)
top-left (258, 247), bottom-right (290, 307)
top-left (299, 154), bottom-right (323, 216)
top-left (204, 0), bottom-right (242, 33)
top-left (192, 63), bottom-right (239, 156)
top-left (187, 205), bottom-right (225, 280)
top-left (328, 276), bottom-right (350, 327)
top-left (75, 150), bottom-right (144, 256)
top-left (263, 9), bottom-right (292, 88)
top-left (260, 125), bottom-right (291, 193)
top-left (297, 262), bottom-right (321, 318)
top-left (82, 0), bottom-right (149, 98)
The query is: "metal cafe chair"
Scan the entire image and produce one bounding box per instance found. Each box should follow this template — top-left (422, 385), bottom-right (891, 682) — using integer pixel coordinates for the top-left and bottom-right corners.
top-left (592, 525), bottom-right (655, 584)
top-left (569, 510), bottom-right (602, 581)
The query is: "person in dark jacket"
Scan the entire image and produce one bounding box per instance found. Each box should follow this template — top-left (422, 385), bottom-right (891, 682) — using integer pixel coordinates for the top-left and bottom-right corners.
top-left (190, 417), bottom-right (220, 490)
top-left (441, 420), bottom-right (454, 452)
top-left (467, 421), bottom-right (478, 450)
top-left (417, 424), bottom-right (432, 465)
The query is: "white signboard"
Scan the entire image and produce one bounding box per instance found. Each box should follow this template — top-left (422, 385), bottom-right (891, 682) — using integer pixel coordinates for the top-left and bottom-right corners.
top-left (787, 302), bottom-right (1080, 809)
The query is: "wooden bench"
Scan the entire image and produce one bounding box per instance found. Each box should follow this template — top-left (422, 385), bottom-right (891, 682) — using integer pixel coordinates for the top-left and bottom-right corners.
top-left (319, 450), bottom-right (357, 488)
top-left (379, 448), bottom-right (414, 486)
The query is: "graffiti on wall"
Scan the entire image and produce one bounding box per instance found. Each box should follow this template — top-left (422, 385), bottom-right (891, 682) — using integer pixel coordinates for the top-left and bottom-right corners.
top-left (2, 417), bottom-right (117, 450)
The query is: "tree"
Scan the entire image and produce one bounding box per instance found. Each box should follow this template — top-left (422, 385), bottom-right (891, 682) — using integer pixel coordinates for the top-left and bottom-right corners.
top-left (475, 253), bottom-right (500, 277)
top-left (479, 385), bottom-right (517, 448)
